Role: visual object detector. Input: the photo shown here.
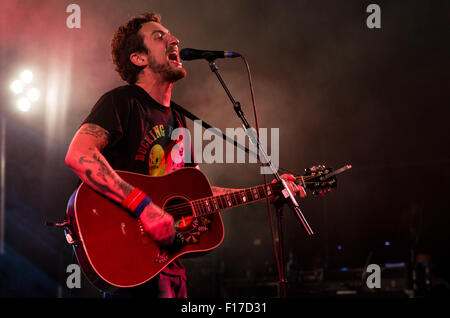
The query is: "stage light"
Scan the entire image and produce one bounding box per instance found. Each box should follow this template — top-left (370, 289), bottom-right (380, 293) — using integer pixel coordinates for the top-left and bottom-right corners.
top-left (9, 69), bottom-right (40, 112)
top-left (337, 245), bottom-right (343, 251)
top-left (16, 97), bottom-right (31, 112)
top-left (384, 241), bottom-right (390, 246)
top-left (10, 80), bottom-right (24, 94)
top-left (20, 69), bottom-right (33, 84)
top-left (26, 87), bottom-right (40, 102)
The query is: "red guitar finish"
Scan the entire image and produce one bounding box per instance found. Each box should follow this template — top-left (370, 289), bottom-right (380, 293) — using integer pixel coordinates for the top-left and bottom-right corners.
top-left (66, 168), bottom-right (223, 293)
top-left (65, 165), bottom-right (342, 292)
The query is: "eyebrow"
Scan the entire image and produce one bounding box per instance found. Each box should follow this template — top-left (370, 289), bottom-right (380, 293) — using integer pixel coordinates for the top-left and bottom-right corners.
top-left (151, 29), bottom-right (170, 36)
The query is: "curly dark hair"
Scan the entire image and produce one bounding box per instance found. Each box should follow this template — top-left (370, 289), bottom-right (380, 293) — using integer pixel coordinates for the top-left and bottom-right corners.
top-left (111, 13), bottom-right (161, 84)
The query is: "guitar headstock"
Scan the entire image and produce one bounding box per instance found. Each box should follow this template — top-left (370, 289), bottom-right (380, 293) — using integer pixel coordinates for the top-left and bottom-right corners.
top-left (302, 165), bottom-right (337, 196)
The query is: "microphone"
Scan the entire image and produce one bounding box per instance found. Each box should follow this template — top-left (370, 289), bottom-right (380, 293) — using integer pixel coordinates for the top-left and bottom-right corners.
top-left (180, 48), bottom-right (241, 61)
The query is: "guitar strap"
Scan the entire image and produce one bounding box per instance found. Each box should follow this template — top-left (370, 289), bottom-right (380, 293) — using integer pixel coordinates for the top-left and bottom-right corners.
top-left (171, 102), bottom-right (259, 160)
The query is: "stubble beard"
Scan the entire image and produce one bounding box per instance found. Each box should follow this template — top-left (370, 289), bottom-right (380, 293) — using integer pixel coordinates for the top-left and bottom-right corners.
top-left (147, 52), bottom-right (187, 83)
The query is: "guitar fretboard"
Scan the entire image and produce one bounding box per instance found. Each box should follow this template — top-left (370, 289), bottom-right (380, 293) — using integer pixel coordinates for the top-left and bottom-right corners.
top-left (192, 181), bottom-right (287, 217)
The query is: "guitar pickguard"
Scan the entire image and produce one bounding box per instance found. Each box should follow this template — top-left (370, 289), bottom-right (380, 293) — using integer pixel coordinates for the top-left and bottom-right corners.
top-left (154, 217), bottom-right (211, 264)
top-left (179, 217), bottom-right (210, 244)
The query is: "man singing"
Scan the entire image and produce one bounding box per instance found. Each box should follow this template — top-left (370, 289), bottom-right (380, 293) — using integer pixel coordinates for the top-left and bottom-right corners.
top-left (65, 12), bottom-right (305, 298)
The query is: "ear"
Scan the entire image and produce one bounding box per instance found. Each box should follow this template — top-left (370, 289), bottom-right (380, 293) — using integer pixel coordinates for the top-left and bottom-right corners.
top-left (130, 52), bottom-right (147, 67)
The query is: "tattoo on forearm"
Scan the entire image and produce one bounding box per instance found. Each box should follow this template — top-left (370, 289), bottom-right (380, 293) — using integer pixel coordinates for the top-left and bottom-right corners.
top-left (146, 210), bottom-right (165, 220)
top-left (80, 153), bottom-right (133, 201)
top-left (211, 186), bottom-right (238, 195)
top-left (92, 153), bottom-right (133, 196)
top-left (93, 153), bottom-right (112, 182)
top-left (85, 169), bottom-right (125, 201)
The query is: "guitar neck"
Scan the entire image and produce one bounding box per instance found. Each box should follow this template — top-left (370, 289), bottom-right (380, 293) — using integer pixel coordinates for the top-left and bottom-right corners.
top-left (191, 176), bottom-right (304, 217)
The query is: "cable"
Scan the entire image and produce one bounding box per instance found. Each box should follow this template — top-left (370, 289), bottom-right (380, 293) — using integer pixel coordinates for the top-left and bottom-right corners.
top-left (239, 55), bottom-right (283, 287)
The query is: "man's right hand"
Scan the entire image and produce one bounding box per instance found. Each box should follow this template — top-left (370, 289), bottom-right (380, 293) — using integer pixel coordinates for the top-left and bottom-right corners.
top-left (139, 203), bottom-right (175, 247)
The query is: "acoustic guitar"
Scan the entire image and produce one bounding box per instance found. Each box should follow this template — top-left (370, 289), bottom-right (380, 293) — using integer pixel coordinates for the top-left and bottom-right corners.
top-left (65, 165), bottom-right (348, 292)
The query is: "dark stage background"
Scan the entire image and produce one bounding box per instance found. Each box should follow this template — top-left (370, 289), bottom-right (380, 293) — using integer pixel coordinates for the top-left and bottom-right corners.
top-left (0, 0), bottom-right (449, 298)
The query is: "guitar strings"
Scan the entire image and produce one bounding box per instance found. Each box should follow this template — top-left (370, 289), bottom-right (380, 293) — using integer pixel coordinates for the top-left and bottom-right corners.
top-left (162, 179), bottom-right (330, 218)
top-left (163, 175), bottom-right (325, 216)
top-left (163, 178), bottom-right (328, 216)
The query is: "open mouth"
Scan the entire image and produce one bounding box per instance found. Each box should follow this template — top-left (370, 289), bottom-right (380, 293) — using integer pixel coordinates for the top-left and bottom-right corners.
top-left (167, 51), bottom-right (182, 67)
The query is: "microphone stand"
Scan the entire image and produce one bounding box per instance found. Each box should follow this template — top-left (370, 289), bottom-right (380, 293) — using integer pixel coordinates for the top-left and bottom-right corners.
top-left (206, 59), bottom-right (315, 297)
top-left (275, 204), bottom-right (287, 298)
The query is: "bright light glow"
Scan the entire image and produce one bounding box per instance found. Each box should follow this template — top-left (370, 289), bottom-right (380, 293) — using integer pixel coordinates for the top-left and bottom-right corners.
top-left (384, 241), bottom-right (390, 246)
top-left (10, 80), bottom-right (24, 94)
top-left (20, 70), bottom-right (33, 83)
top-left (16, 97), bottom-right (31, 112)
top-left (26, 87), bottom-right (40, 102)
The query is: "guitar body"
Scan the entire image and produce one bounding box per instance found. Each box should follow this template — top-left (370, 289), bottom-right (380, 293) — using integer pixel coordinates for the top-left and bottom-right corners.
top-left (66, 168), bottom-right (224, 293)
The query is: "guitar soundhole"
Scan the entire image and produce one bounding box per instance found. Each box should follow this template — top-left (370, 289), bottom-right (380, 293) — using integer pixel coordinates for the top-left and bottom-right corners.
top-left (164, 197), bottom-right (195, 232)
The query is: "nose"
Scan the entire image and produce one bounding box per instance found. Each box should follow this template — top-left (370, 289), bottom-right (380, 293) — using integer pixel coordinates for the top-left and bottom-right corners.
top-left (165, 33), bottom-right (180, 46)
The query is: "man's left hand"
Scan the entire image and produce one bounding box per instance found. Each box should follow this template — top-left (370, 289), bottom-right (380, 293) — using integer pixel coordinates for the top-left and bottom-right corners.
top-left (271, 174), bottom-right (307, 204)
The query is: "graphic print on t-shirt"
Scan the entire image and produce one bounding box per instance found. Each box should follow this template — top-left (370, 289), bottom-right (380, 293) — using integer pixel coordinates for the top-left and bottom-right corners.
top-left (135, 122), bottom-right (185, 176)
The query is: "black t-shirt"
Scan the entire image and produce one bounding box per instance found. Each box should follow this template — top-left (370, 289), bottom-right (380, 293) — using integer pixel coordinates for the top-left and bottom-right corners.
top-left (83, 84), bottom-right (196, 176)
top-left (82, 84), bottom-right (196, 279)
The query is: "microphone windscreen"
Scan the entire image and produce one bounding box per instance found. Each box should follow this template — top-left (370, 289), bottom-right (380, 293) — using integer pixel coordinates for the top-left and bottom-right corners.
top-left (180, 48), bottom-right (200, 61)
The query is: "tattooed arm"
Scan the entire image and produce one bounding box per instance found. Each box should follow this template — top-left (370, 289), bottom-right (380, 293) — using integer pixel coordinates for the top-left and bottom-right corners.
top-left (65, 123), bottom-right (133, 203)
top-left (65, 123), bottom-right (175, 246)
top-left (211, 177), bottom-right (307, 201)
top-left (210, 186), bottom-right (242, 196)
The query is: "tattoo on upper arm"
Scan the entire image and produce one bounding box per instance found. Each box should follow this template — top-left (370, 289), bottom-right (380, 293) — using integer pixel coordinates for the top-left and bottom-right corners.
top-left (79, 156), bottom-right (96, 165)
top-left (79, 124), bottom-right (110, 150)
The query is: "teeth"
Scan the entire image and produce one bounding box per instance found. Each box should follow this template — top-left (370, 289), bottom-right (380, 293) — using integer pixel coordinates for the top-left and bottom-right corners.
top-left (170, 59), bottom-right (182, 67)
top-left (167, 51), bottom-right (182, 66)
top-left (168, 52), bottom-right (178, 60)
